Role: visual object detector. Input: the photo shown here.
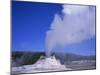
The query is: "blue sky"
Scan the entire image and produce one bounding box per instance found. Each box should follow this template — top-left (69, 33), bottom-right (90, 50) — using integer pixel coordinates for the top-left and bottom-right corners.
top-left (12, 1), bottom-right (96, 56)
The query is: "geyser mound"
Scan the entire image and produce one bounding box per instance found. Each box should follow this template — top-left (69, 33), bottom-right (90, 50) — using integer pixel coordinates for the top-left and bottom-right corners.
top-left (33, 55), bottom-right (66, 69)
top-left (12, 55), bottom-right (71, 74)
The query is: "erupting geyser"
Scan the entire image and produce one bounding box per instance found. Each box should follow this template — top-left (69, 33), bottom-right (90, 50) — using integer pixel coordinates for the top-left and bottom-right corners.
top-left (12, 4), bottom-right (95, 74)
top-left (45, 5), bottom-right (95, 56)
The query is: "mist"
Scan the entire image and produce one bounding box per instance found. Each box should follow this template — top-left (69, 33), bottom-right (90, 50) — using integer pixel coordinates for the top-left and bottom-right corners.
top-left (45, 5), bottom-right (95, 56)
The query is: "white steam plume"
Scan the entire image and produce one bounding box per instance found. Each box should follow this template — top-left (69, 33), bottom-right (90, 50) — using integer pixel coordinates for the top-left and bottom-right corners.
top-left (45, 5), bottom-right (95, 56)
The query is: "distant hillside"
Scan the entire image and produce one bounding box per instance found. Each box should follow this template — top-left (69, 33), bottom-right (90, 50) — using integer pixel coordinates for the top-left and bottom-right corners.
top-left (12, 51), bottom-right (45, 67)
top-left (12, 51), bottom-right (96, 67)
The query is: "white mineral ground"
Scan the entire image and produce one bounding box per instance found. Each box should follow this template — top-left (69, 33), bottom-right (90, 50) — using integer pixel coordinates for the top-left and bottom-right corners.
top-left (12, 56), bottom-right (72, 74)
